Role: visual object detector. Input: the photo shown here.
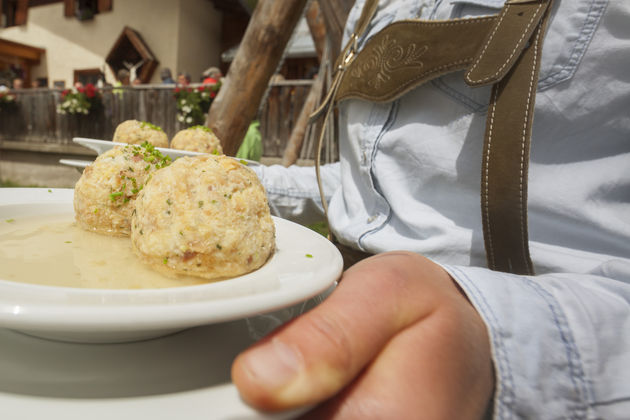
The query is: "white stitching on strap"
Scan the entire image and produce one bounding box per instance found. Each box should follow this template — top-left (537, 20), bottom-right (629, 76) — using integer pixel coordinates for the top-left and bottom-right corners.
top-left (484, 87), bottom-right (499, 268)
top-left (518, 24), bottom-right (542, 269)
top-left (466, 3), bottom-right (544, 85)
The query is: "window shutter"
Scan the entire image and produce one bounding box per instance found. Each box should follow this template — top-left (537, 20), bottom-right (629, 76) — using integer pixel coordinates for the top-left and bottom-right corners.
top-left (15, 0), bottom-right (29, 25)
top-left (64, 0), bottom-right (75, 17)
top-left (98, 0), bottom-right (113, 13)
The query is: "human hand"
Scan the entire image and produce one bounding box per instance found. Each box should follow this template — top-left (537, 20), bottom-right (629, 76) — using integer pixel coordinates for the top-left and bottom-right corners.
top-left (232, 251), bottom-right (495, 419)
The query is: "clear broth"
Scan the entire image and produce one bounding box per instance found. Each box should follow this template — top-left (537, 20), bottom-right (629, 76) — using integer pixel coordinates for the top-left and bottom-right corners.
top-left (0, 214), bottom-right (209, 289)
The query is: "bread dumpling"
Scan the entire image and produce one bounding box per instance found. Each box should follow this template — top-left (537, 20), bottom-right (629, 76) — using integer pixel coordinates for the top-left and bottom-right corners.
top-left (113, 119), bottom-right (169, 148)
top-left (130, 154), bottom-right (275, 280)
top-left (170, 125), bottom-right (223, 154)
top-left (74, 142), bottom-right (172, 236)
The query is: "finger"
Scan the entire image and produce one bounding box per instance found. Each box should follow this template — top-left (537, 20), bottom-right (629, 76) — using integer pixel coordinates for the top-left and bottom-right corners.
top-left (232, 251), bottom-right (460, 411)
top-left (301, 291), bottom-right (494, 419)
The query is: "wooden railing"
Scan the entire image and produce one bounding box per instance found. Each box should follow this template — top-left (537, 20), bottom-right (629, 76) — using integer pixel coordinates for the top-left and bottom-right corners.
top-left (0, 81), bottom-right (331, 161)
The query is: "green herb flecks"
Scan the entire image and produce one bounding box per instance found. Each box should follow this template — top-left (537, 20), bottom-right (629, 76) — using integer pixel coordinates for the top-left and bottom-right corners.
top-left (305, 254), bottom-right (313, 258)
top-left (109, 191), bottom-right (123, 201)
top-left (140, 121), bottom-right (164, 132)
top-left (190, 125), bottom-right (212, 133)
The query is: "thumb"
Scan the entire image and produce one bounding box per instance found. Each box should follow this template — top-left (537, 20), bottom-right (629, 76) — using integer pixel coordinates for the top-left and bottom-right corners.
top-left (231, 252), bottom-right (455, 411)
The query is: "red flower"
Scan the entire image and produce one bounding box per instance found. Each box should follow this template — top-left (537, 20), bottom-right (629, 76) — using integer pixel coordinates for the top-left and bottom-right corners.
top-left (85, 83), bottom-right (96, 98)
top-left (210, 91), bottom-right (216, 98)
top-left (61, 89), bottom-right (70, 98)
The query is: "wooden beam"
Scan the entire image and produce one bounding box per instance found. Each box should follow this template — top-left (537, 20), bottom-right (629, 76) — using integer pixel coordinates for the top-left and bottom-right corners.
top-left (0, 39), bottom-right (45, 62)
top-left (208, 0), bottom-right (309, 156)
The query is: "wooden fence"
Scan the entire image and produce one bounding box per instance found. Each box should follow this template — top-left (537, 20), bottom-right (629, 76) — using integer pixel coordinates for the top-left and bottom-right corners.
top-left (0, 81), bottom-right (335, 162)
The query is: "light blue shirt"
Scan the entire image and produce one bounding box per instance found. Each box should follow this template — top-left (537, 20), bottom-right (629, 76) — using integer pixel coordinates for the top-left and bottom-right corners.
top-left (254, 1), bottom-right (630, 417)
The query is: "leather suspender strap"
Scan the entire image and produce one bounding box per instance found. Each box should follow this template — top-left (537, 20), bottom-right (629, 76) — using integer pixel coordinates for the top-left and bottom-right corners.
top-left (470, 0), bottom-right (553, 275)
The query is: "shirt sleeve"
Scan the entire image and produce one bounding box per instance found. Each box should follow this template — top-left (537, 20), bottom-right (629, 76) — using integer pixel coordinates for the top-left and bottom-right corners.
top-left (443, 264), bottom-right (630, 419)
top-left (251, 162), bottom-right (341, 226)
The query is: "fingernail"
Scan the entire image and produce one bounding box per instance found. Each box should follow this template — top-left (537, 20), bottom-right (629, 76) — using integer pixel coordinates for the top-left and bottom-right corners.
top-left (242, 337), bottom-right (302, 389)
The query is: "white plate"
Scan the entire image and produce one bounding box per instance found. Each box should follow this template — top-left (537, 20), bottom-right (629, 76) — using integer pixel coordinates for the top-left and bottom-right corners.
top-left (71, 137), bottom-right (261, 166)
top-left (0, 321), bottom-right (310, 420)
top-left (0, 188), bottom-right (342, 343)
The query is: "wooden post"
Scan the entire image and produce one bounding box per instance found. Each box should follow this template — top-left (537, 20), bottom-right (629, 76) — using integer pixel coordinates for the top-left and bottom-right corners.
top-left (305, 1), bottom-right (326, 63)
top-left (281, 75), bottom-right (323, 166)
top-left (281, 2), bottom-right (328, 167)
top-left (316, 0), bottom-right (354, 61)
top-left (207, 0), bottom-right (308, 156)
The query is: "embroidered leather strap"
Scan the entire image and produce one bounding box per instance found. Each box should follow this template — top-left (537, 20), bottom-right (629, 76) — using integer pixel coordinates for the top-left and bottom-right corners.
top-left (335, 17), bottom-right (496, 102)
top-left (313, 0), bottom-right (553, 274)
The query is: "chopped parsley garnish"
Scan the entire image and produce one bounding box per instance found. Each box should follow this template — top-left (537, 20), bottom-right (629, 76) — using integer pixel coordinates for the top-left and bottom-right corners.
top-left (5, 218), bottom-right (15, 223)
top-left (306, 254), bottom-right (313, 258)
top-left (216, 244), bottom-right (222, 250)
top-left (190, 125), bottom-right (212, 133)
top-left (163, 257), bottom-right (168, 264)
top-left (198, 200), bottom-right (204, 208)
top-left (65, 241), bottom-right (72, 244)
top-left (166, 198), bottom-right (173, 205)
top-left (109, 191), bottom-right (123, 201)
top-left (108, 143), bottom-right (171, 203)
top-left (140, 121), bottom-right (164, 132)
